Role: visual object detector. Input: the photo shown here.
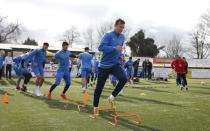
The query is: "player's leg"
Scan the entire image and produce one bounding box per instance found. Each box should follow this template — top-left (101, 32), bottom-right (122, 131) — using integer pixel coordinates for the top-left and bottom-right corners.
top-left (93, 68), bottom-right (110, 110)
top-left (6, 65), bottom-right (9, 79)
top-left (8, 64), bottom-right (12, 79)
top-left (61, 71), bottom-right (71, 99)
top-left (16, 76), bottom-right (22, 90)
top-left (90, 71), bottom-right (94, 87)
top-left (48, 71), bottom-right (63, 100)
top-left (93, 71), bottom-right (98, 85)
top-left (14, 66), bottom-right (22, 90)
top-left (176, 73), bottom-right (183, 90)
top-left (181, 74), bottom-right (187, 90)
top-left (32, 67), bottom-right (42, 96)
top-left (21, 72), bottom-right (32, 92)
top-left (37, 67), bottom-right (45, 96)
top-left (130, 69), bottom-right (134, 85)
top-left (110, 65), bottom-right (127, 98)
top-left (183, 73), bottom-right (188, 90)
top-left (81, 68), bottom-right (88, 93)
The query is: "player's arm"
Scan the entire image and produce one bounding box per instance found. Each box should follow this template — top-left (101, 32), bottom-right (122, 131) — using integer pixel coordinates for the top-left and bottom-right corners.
top-left (98, 33), bottom-right (121, 53)
top-left (27, 49), bottom-right (39, 59)
top-left (171, 61), bottom-right (175, 69)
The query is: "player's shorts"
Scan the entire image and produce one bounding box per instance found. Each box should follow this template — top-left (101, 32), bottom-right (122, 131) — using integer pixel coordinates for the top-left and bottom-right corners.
top-left (32, 66), bottom-right (44, 77)
top-left (54, 69), bottom-right (71, 85)
top-left (126, 69), bottom-right (134, 78)
top-left (81, 68), bottom-right (92, 78)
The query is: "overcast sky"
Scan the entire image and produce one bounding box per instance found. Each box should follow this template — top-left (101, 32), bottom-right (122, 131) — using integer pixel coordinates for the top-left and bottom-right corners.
top-left (0, 0), bottom-right (210, 47)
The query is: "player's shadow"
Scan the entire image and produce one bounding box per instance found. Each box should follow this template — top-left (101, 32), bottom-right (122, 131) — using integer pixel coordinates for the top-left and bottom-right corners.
top-left (99, 111), bottom-right (162, 131)
top-left (0, 79), bottom-right (8, 85)
top-left (22, 93), bottom-right (157, 131)
top-left (0, 89), bottom-right (14, 96)
top-left (91, 91), bottom-right (182, 107)
top-left (190, 90), bottom-right (210, 95)
top-left (124, 95), bottom-right (182, 107)
top-left (147, 81), bottom-right (172, 85)
top-left (7, 79), bottom-right (16, 85)
top-left (43, 80), bottom-right (53, 86)
top-left (190, 85), bottom-right (210, 90)
top-left (20, 92), bottom-right (154, 130)
top-left (131, 87), bottom-right (172, 93)
top-left (29, 81), bottom-right (36, 85)
top-left (0, 89), bottom-right (7, 94)
top-left (20, 92), bottom-right (93, 113)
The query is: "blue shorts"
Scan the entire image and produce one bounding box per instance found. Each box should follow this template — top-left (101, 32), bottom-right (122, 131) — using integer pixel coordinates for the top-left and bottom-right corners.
top-left (32, 66), bottom-right (44, 77)
top-left (54, 70), bottom-right (71, 85)
top-left (81, 68), bottom-right (91, 78)
top-left (127, 69), bottom-right (133, 78)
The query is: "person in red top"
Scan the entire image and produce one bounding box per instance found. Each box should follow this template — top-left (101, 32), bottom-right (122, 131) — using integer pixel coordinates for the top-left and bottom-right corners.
top-left (182, 57), bottom-right (188, 90)
top-left (171, 55), bottom-right (187, 90)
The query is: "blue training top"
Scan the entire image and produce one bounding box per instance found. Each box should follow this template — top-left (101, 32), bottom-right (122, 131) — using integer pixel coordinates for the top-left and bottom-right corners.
top-left (0, 56), bottom-right (4, 69)
top-left (98, 31), bottom-right (125, 69)
top-left (125, 60), bottom-right (133, 71)
top-left (54, 50), bottom-right (71, 71)
top-left (79, 52), bottom-right (93, 69)
top-left (27, 49), bottom-right (46, 67)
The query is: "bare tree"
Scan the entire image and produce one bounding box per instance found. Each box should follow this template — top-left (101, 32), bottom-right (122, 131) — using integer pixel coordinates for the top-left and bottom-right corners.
top-left (96, 21), bottom-right (113, 43)
top-left (163, 35), bottom-right (184, 58)
top-left (0, 16), bottom-right (21, 43)
top-left (190, 23), bottom-right (210, 59)
top-left (201, 9), bottom-right (210, 35)
top-left (61, 26), bottom-right (80, 48)
top-left (83, 28), bottom-right (96, 50)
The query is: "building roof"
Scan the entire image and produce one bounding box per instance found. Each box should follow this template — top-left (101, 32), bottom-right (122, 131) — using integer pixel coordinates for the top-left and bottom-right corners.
top-left (0, 43), bottom-right (94, 52)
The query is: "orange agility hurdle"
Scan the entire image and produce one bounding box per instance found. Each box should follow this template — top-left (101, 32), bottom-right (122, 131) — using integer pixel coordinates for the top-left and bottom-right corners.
top-left (89, 107), bottom-right (116, 119)
top-left (109, 113), bottom-right (141, 127)
top-left (66, 92), bottom-right (90, 112)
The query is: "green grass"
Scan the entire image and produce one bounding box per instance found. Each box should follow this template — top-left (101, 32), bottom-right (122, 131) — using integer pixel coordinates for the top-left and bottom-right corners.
top-left (0, 78), bottom-right (210, 131)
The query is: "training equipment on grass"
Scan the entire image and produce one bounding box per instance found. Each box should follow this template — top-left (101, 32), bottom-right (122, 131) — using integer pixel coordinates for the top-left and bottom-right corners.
top-left (109, 113), bottom-right (141, 127)
top-left (2, 93), bottom-right (9, 104)
top-left (201, 81), bottom-right (206, 85)
top-left (140, 93), bottom-right (146, 96)
top-left (83, 92), bottom-right (90, 106)
top-left (89, 106), bottom-right (116, 119)
top-left (65, 92), bottom-right (90, 112)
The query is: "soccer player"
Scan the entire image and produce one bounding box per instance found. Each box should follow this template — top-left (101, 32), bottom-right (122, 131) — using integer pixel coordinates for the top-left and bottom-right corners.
top-left (48, 42), bottom-right (76, 100)
top-left (171, 55), bottom-right (187, 90)
top-left (20, 51), bottom-right (33, 92)
top-left (79, 47), bottom-right (93, 93)
top-left (26, 42), bottom-right (49, 96)
top-left (182, 57), bottom-right (188, 90)
top-left (0, 50), bottom-right (5, 80)
top-left (93, 19), bottom-right (127, 116)
top-left (13, 51), bottom-right (33, 91)
top-left (146, 59), bottom-right (153, 80)
top-left (133, 58), bottom-right (140, 78)
top-left (142, 59), bottom-right (147, 79)
top-left (125, 57), bottom-right (134, 86)
top-left (93, 57), bottom-right (99, 85)
top-left (13, 55), bottom-right (24, 90)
